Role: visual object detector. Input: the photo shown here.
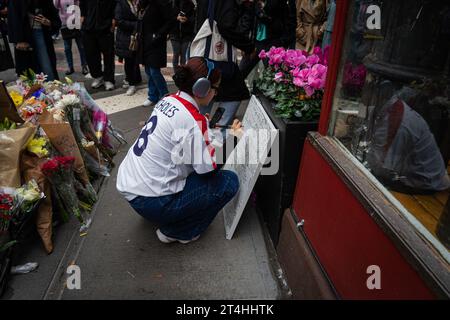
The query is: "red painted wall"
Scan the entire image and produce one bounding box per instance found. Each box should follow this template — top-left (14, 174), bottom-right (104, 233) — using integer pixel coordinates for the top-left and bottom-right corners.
top-left (292, 141), bottom-right (435, 299)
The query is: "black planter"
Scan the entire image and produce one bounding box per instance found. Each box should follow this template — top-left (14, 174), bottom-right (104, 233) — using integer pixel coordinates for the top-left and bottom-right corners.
top-left (254, 92), bottom-right (318, 245)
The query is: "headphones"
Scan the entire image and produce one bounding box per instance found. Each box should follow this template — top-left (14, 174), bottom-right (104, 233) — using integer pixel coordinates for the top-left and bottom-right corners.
top-left (192, 58), bottom-right (216, 98)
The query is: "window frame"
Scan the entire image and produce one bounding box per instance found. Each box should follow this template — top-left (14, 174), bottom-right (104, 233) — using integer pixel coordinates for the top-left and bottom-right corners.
top-left (314, 0), bottom-right (450, 297)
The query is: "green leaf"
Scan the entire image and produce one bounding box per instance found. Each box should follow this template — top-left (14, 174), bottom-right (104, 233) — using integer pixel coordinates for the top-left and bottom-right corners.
top-left (0, 240), bottom-right (17, 252)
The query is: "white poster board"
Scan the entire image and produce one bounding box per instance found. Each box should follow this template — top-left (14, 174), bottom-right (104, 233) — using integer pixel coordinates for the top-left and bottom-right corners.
top-left (222, 95), bottom-right (278, 239)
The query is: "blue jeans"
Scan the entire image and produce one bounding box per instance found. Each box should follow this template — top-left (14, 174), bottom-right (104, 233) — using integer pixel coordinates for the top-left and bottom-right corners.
top-left (145, 66), bottom-right (169, 103)
top-left (32, 29), bottom-right (56, 80)
top-left (129, 170), bottom-right (239, 240)
top-left (64, 36), bottom-right (87, 69)
top-left (170, 39), bottom-right (190, 67)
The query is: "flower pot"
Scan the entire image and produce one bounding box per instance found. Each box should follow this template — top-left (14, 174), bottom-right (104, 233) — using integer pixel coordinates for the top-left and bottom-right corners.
top-left (253, 92), bottom-right (319, 245)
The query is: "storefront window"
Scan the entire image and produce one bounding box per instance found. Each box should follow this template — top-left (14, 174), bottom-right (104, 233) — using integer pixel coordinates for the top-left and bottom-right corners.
top-left (329, 0), bottom-right (450, 252)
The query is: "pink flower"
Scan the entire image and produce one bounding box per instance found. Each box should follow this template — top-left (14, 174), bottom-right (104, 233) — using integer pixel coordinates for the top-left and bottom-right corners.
top-left (310, 64), bottom-right (327, 78)
top-left (292, 68), bottom-right (310, 87)
top-left (291, 67), bottom-right (310, 79)
top-left (308, 77), bottom-right (323, 90)
top-left (313, 46), bottom-right (322, 56)
top-left (284, 50), bottom-right (307, 68)
top-left (274, 72), bottom-right (284, 82)
top-left (258, 50), bottom-right (267, 59)
top-left (304, 86), bottom-right (315, 97)
top-left (267, 47), bottom-right (286, 66)
top-left (306, 54), bottom-right (320, 66)
top-left (293, 77), bottom-right (304, 87)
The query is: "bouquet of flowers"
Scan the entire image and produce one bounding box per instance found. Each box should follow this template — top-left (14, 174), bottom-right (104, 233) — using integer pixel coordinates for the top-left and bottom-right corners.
top-left (15, 180), bottom-right (45, 215)
top-left (0, 191), bottom-right (16, 233)
top-left (58, 95), bottom-right (111, 178)
top-left (17, 96), bottom-right (49, 123)
top-left (27, 136), bottom-right (50, 158)
top-left (9, 180), bottom-right (45, 239)
top-left (41, 156), bottom-right (84, 223)
top-left (256, 46), bottom-right (329, 120)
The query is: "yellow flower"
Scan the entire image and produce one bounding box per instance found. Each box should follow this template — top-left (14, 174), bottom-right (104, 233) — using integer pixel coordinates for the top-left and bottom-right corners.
top-left (9, 91), bottom-right (24, 107)
top-left (27, 137), bottom-right (49, 158)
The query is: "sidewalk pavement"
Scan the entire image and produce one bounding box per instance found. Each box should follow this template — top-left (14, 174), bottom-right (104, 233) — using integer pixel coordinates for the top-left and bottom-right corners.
top-left (4, 89), bottom-right (284, 300)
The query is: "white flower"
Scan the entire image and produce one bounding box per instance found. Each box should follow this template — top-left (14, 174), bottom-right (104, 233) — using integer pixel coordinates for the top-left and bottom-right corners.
top-left (49, 90), bottom-right (63, 102)
top-left (55, 94), bottom-right (80, 109)
top-left (36, 73), bottom-right (48, 83)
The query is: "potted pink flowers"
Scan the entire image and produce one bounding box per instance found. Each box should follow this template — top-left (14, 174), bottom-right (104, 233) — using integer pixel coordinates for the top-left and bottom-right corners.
top-left (253, 46), bottom-right (329, 243)
top-left (256, 46), bottom-right (329, 120)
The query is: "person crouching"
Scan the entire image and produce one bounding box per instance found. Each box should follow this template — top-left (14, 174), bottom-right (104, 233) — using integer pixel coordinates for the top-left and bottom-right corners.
top-left (116, 57), bottom-right (242, 244)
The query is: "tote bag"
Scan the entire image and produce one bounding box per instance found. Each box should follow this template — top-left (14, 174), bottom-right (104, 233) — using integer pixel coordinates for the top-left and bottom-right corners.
top-left (188, 0), bottom-right (237, 63)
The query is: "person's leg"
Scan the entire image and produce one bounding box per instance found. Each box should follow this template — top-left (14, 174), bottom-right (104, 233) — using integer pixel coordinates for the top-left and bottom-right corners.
top-left (99, 32), bottom-right (115, 83)
top-left (124, 57), bottom-right (137, 85)
top-left (74, 35), bottom-right (88, 68)
top-left (144, 65), bottom-right (159, 103)
top-left (147, 67), bottom-right (168, 101)
top-left (159, 170), bottom-right (239, 240)
top-left (170, 40), bottom-right (181, 68)
top-left (31, 29), bottom-right (56, 80)
top-left (180, 40), bottom-right (190, 65)
top-left (135, 62), bottom-right (142, 84)
top-left (83, 32), bottom-right (103, 79)
top-left (238, 53), bottom-right (260, 80)
top-left (63, 38), bottom-right (74, 70)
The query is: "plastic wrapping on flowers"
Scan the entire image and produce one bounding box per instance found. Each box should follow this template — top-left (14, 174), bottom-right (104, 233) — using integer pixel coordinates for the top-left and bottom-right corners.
top-left (256, 46), bottom-right (329, 120)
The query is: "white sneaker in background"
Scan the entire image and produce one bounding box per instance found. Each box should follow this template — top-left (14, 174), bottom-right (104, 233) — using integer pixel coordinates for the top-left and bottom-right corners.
top-left (126, 85), bottom-right (137, 96)
top-left (143, 99), bottom-right (156, 107)
top-left (91, 77), bottom-right (104, 89)
top-left (122, 80), bottom-right (130, 89)
top-left (105, 81), bottom-right (115, 91)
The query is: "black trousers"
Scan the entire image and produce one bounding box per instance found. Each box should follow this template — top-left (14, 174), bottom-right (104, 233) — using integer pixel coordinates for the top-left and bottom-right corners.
top-left (124, 54), bottom-right (142, 86)
top-left (83, 31), bottom-right (115, 83)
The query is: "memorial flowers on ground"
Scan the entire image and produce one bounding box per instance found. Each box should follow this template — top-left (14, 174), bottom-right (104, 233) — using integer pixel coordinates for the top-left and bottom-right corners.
top-left (257, 46), bottom-right (329, 120)
top-left (0, 71), bottom-right (124, 253)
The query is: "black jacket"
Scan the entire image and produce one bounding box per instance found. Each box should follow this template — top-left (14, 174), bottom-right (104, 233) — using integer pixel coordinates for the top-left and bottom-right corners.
top-left (195, 0), bottom-right (255, 102)
top-left (8, 0), bottom-right (61, 43)
top-left (137, 0), bottom-right (176, 68)
top-left (80, 0), bottom-right (116, 33)
top-left (8, 0), bottom-right (60, 77)
top-left (0, 0), bottom-right (7, 34)
top-left (169, 0), bottom-right (195, 42)
top-left (115, 0), bottom-right (138, 59)
top-left (256, 0), bottom-right (290, 47)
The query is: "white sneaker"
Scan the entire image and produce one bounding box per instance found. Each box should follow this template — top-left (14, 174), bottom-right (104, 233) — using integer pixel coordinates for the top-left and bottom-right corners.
top-left (122, 80), bottom-right (130, 89)
top-left (91, 77), bottom-right (104, 89)
top-left (105, 81), bottom-right (115, 91)
top-left (143, 99), bottom-right (156, 107)
top-left (126, 85), bottom-right (137, 96)
top-left (156, 229), bottom-right (200, 244)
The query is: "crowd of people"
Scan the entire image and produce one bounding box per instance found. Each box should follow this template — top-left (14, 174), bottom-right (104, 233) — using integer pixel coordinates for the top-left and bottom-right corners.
top-left (0, 0), bottom-right (334, 106)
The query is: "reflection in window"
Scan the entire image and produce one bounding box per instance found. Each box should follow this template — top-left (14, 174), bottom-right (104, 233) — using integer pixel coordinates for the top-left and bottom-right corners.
top-left (330, 0), bottom-right (450, 250)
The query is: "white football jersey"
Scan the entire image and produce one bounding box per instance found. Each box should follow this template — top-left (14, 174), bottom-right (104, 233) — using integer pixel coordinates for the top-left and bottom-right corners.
top-left (116, 91), bottom-right (219, 201)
